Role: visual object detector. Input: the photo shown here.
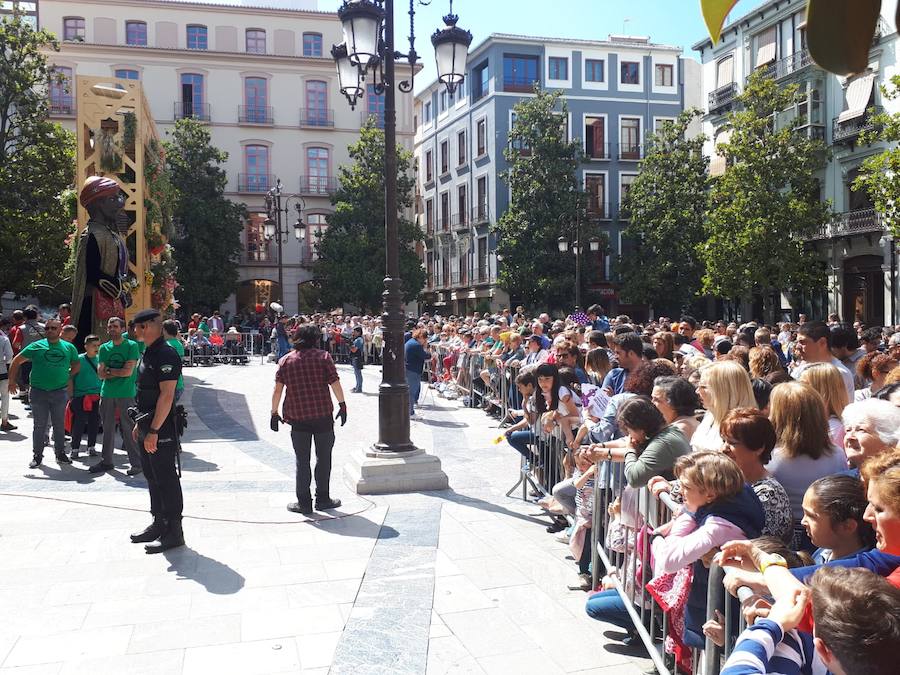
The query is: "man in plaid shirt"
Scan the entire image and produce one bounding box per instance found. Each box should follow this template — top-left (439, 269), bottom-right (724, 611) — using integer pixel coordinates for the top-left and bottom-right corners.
top-left (272, 324), bottom-right (347, 515)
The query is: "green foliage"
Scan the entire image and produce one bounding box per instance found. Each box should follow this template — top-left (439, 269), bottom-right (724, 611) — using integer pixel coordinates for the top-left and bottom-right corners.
top-left (314, 121), bottom-right (425, 312)
top-left (855, 74), bottom-right (900, 239)
top-left (164, 118), bottom-right (246, 314)
top-left (618, 110), bottom-right (708, 314)
top-left (493, 88), bottom-right (588, 311)
top-left (0, 9), bottom-right (75, 305)
top-left (700, 70), bottom-right (830, 318)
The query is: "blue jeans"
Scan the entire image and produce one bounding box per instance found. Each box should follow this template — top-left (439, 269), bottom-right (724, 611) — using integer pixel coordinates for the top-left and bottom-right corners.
top-left (506, 430), bottom-right (535, 460)
top-left (406, 369), bottom-right (421, 415)
top-left (353, 364), bottom-right (363, 392)
top-left (585, 589), bottom-right (633, 631)
top-left (30, 387), bottom-right (68, 455)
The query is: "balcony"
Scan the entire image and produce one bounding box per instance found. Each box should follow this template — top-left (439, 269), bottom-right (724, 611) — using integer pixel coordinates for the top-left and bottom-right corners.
top-left (584, 142), bottom-right (611, 160)
top-left (833, 106), bottom-right (882, 144)
top-left (586, 199), bottom-right (611, 220)
top-left (48, 96), bottom-right (75, 116)
top-left (760, 49), bottom-right (814, 80)
top-left (708, 83), bottom-right (738, 115)
top-left (238, 105), bottom-right (274, 125)
top-left (298, 175), bottom-right (339, 196)
top-left (237, 173), bottom-right (274, 193)
top-left (451, 211), bottom-right (469, 230)
top-left (503, 76), bottom-right (538, 93)
top-left (474, 264), bottom-right (494, 285)
top-left (242, 247), bottom-right (272, 264)
top-left (300, 108), bottom-right (334, 127)
top-left (174, 101), bottom-right (211, 121)
top-left (618, 143), bottom-right (644, 160)
top-left (471, 205), bottom-right (490, 225)
top-left (808, 208), bottom-right (884, 240)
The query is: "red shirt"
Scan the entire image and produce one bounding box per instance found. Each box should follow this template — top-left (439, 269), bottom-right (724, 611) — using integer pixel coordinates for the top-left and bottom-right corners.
top-left (276, 348), bottom-right (339, 422)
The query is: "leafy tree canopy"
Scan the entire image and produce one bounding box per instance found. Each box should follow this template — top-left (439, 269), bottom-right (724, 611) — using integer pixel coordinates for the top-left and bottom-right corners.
top-left (855, 74), bottom-right (900, 239)
top-left (164, 118), bottom-right (245, 315)
top-left (314, 121), bottom-right (425, 313)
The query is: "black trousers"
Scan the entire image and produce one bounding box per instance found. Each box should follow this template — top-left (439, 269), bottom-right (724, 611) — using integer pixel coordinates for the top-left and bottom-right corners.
top-left (70, 396), bottom-right (99, 449)
top-left (289, 416), bottom-right (335, 505)
top-left (139, 430), bottom-right (183, 523)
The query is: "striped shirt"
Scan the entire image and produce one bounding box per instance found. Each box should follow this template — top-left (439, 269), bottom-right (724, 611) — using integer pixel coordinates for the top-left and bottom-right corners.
top-left (721, 619), bottom-right (825, 675)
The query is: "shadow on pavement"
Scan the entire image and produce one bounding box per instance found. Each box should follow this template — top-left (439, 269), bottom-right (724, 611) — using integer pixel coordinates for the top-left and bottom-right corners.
top-left (179, 450), bottom-right (219, 472)
top-left (164, 546), bottom-right (245, 595)
top-left (416, 418), bottom-right (467, 429)
top-left (423, 488), bottom-right (552, 527)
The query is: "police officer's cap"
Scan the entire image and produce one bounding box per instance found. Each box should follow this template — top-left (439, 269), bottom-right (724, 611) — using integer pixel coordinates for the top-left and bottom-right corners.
top-left (133, 308), bottom-right (161, 324)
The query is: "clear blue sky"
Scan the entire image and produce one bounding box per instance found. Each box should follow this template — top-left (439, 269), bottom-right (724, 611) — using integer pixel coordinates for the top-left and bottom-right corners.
top-left (321, 0), bottom-right (768, 92)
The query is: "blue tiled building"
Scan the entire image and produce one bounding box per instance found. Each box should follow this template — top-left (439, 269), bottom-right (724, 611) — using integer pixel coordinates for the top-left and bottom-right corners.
top-left (414, 33), bottom-right (701, 315)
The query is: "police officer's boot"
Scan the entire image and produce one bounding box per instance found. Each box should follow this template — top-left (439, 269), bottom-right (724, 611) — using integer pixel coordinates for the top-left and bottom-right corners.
top-left (130, 516), bottom-right (167, 543)
top-left (145, 519), bottom-right (185, 554)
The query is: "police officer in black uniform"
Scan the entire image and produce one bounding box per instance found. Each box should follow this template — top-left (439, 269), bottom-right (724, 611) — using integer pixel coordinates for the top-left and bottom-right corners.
top-left (128, 308), bottom-right (185, 554)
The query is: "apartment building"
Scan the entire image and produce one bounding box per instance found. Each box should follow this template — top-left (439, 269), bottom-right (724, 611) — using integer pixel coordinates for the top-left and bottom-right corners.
top-left (694, 0), bottom-right (900, 326)
top-left (413, 32), bottom-right (700, 315)
top-left (35, 0), bottom-right (416, 316)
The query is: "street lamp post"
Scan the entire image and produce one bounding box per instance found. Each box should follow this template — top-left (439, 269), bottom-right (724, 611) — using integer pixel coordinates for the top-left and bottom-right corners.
top-left (332, 0), bottom-right (471, 459)
top-left (557, 214), bottom-right (600, 311)
top-left (264, 178), bottom-right (306, 308)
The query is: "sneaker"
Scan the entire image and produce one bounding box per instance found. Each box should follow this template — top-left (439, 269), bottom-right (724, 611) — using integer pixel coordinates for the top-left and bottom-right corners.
top-left (555, 532), bottom-right (570, 544)
top-left (0, 421), bottom-right (16, 431)
top-left (88, 462), bottom-right (114, 474)
top-left (28, 455), bottom-right (42, 469)
top-left (55, 451), bottom-right (72, 465)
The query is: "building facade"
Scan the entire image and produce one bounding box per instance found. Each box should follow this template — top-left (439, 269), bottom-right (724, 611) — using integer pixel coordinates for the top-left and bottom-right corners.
top-left (694, 0), bottom-right (899, 326)
top-left (413, 33), bottom-right (700, 316)
top-left (36, 0), bottom-right (416, 316)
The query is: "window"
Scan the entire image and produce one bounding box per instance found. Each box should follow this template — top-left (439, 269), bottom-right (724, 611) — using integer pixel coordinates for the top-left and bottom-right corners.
top-left (509, 112), bottom-right (529, 154)
top-left (585, 59), bottom-right (605, 83)
top-left (425, 150), bottom-right (433, 183)
top-left (716, 55), bottom-right (734, 87)
top-left (305, 80), bottom-right (328, 126)
top-left (476, 119), bottom-right (486, 156)
top-left (439, 91), bottom-right (447, 113)
top-left (186, 25), bottom-right (207, 50)
top-left (457, 185), bottom-right (467, 226)
top-left (425, 199), bottom-right (434, 233)
top-left (423, 101), bottom-right (432, 123)
top-left (457, 130), bottom-right (467, 166)
top-left (305, 214), bottom-right (327, 261)
top-left (440, 140), bottom-right (449, 174)
top-left (49, 66), bottom-right (74, 114)
top-left (63, 17), bottom-right (84, 41)
top-left (246, 29), bottom-right (266, 54)
top-left (755, 26), bottom-right (777, 68)
top-left (245, 215), bottom-right (270, 262)
top-left (125, 21), bottom-right (147, 46)
top-left (179, 73), bottom-right (205, 118)
top-left (472, 61), bottom-right (489, 100)
top-left (244, 145), bottom-right (270, 192)
top-left (620, 117), bottom-right (641, 159)
top-left (548, 56), bottom-right (568, 81)
top-left (502, 55), bottom-right (539, 92)
top-left (114, 69), bottom-right (139, 80)
top-left (302, 32), bottom-right (323, 57)
top-left (654, 63), bottom-right (674, 87)
top-left (476, 176), bottom-right (487, 220)
top-left (306, 148), bottom-right (330, 193)
top-left (243, 77), bottom-right (268, 123)
top-left (366, 84), bottom-right (385, 128)
top-left (620, 60), bottom-right (640, 85)
top-left (620, 174), bottom-right (637, 207)
top-left (477, 237), bottom-right (488, 281)
top-left (440, 192), bottom-right (450, 231)
top-left (584, 116), bottom-right (606, 159)
top-left (654, 117), bottom-right (675, 134)
top-left (585, 174), bottom-right (606, 218)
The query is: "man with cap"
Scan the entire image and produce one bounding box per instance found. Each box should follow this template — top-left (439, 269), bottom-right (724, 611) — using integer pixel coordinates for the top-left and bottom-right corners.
top-left (71, 176), bottom-right (130, 350)
top-left (129, 308), bottom-right (185, 553)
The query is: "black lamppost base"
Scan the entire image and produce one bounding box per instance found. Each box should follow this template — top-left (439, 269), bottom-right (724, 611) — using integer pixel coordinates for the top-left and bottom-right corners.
top-left (372, 382), bottom-right (417, 454)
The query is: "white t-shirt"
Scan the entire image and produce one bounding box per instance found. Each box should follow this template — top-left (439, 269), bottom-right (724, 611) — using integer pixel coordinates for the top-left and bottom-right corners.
top-left (691, 412), bottom-right (724, 453)
top-left (792, 357), bottom-right (855, 402)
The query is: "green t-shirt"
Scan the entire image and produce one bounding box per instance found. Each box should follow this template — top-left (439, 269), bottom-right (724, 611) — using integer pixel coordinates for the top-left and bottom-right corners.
top-left (98, 338), bottom-right (140, 398)
top-left (166, 337), bottom-right (185, 391)
top-left (19, 338), bottom-right (78, 391)
top-left (72, 353), bottom-right (101, 397)
top-left (197, 321), bottom-right (210, 336)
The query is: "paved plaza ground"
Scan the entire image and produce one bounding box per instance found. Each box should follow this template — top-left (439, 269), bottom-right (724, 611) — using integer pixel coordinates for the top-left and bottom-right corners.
top-left (0, 359), bottom-right (652, 675)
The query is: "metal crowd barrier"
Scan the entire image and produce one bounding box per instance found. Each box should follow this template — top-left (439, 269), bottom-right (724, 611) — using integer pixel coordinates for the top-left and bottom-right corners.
top-left (180, 332), bottom-right (259, 367)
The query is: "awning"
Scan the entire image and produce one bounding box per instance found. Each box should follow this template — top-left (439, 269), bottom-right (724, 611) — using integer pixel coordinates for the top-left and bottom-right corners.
top-left (837, 73), bottom-right (876, 123)
top-left (716, 56), bottom-right (734, 86)
top-left (755, 27), bottom-right (777, 67)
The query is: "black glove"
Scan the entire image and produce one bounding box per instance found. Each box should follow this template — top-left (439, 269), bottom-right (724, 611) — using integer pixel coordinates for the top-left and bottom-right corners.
top-left (335, 402), bottom-right (347, 427)
top-left (270, 412), bottom-right (281, 432)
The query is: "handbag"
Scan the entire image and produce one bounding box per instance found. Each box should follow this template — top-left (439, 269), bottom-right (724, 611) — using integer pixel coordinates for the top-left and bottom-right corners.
top-left (93, 287), bottom-right (124, 322)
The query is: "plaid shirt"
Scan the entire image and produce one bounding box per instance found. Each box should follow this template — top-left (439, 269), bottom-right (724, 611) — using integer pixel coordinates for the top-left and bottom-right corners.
top-left (276, 348), bottom-right (339, 422)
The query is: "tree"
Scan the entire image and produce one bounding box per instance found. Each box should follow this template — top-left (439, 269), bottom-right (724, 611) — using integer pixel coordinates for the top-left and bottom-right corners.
top-left (854, 75), bottom-right (900, 239)
top-left (164, 118), bottom-right (245, 315)
top-left (617, 110), bottom-right (708, 315)
top-left (700, 70), bottom-right (830, 323)
top-left (314, 120), bottom-right (425, 312)
top-left (0, 9), bottom-right (75, 306)
top-left (493, 88), bottom-right (589, 311)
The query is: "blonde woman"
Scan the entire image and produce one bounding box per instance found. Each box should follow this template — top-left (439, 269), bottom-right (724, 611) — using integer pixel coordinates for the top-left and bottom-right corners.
top-left (797, 362), bottom-right (850, 447)
top-left (691, 360), bottom-right (757, 453)
top-left (767, 381), bottom-right (849, 551)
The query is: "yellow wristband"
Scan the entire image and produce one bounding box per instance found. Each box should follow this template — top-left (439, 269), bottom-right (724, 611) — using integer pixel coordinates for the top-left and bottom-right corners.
top-left (759, 553), bottom-right (788, 575)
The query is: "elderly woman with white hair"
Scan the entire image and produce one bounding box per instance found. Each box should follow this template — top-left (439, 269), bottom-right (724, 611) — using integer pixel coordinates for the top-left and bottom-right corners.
top-left (842, 398), bottom-right (900, 476)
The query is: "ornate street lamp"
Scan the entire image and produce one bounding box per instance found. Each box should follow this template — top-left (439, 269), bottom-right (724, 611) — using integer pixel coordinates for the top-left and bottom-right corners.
top-left (332, 0), bottom-right (470, 480)
top-left (264, 178), bottom-right (306, 306)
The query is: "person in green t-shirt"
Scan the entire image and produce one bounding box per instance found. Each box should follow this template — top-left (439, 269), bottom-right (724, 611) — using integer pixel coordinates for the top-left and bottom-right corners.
top-left (197, 318), bottom-right (210, 336)
top-left (69, 335), bottom-right (101, 458)
top-left (8, 317), bottom-right (80, 468)
top-left (92, 317), bottom-right (142, 475)
top-left (163, 319), bottom-right (186, 401)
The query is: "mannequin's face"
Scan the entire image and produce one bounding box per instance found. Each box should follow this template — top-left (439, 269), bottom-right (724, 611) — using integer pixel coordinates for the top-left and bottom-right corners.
top-left (90, 192), bottom-right (125, 224)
